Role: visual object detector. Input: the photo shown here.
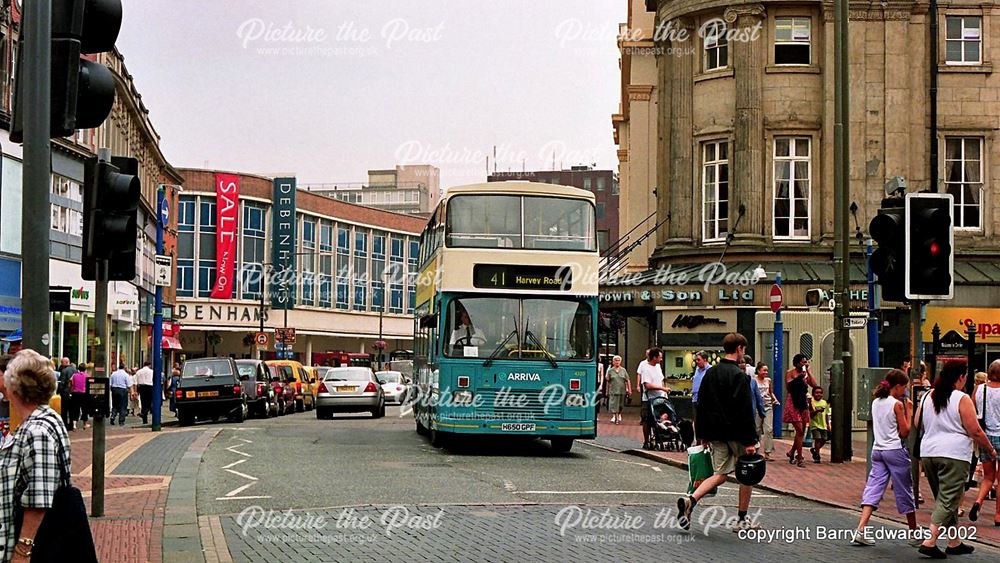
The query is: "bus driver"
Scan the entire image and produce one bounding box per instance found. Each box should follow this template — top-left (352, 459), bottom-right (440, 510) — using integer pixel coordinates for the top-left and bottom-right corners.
top-left (450, 308), bottom-right (487, 349)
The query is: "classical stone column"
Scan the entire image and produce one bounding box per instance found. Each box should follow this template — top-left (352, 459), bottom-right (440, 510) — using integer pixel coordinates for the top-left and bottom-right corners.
top-left (667, 17), bottom-right (695, 244)
top-left (655, 22), bottom-right (673, 248)
top-left (726, 4), bottom-right (766, 241)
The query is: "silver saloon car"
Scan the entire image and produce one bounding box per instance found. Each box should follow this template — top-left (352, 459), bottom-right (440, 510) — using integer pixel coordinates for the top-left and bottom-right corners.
top-left (314, 367), bottom-right (386, 419)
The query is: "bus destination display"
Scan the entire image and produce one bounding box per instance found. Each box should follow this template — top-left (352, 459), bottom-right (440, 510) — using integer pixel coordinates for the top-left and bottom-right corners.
top-left (473, 264), bottom-right (571, 290)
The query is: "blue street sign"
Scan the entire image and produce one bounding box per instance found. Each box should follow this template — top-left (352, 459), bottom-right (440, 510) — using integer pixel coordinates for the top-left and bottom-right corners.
top-left (159, 197), bottom-right (169, 225)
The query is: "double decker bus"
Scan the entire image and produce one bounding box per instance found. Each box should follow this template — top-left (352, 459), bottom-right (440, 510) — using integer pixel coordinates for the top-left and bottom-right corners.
top-left (411, 182), bottom-right (598, 452)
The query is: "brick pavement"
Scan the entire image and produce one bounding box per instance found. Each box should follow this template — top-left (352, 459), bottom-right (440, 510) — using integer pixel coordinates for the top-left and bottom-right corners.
top-left (218, 503), bottom-right (998, 562)
top-left (65, 406), bottom-right (204, 563)
top-left (596, 406), bottom-right (1000, 548)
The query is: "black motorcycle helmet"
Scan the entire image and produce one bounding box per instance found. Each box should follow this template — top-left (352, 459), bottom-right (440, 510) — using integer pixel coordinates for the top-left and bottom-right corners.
top-left (735, 453), bottom-right (766, 486)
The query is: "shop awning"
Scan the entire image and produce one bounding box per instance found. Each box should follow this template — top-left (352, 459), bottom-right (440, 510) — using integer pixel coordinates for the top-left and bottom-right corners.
top-left (1, 328), bottom-right (22, 342)
top-left (147, 335), bottom-right (183, 350)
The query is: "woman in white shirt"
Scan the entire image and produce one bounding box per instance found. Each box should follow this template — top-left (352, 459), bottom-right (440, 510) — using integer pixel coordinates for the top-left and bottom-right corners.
top-left (852, 369), bottom-right (919, 546)
top-left (916, 361), bottom-right (997, 558)
top-left (970, 360), bottom-right (1000, 526)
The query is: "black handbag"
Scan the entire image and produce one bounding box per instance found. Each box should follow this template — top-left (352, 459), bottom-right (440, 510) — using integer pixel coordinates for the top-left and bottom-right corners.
top-left (912, 393), bottom-right (927, 459)
top-left (14, 416), bottom-right (97, 563)
top-left (979, 386), bottom-right (989, 432)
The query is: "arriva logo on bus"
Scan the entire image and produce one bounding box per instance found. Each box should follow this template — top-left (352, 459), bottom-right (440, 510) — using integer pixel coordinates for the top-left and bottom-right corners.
top-left (508, 373), bottom-right (542, 382)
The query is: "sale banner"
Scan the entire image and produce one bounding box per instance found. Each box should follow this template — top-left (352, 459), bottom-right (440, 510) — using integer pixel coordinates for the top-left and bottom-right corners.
top-left (211, 173), bottom-right (240, 299)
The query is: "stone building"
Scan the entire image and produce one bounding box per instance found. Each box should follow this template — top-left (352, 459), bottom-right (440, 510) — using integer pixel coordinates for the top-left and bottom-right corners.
top-left (606, 1), bottom-right (1000, 417)
top-left (613, 0), bottom-right (660, 274)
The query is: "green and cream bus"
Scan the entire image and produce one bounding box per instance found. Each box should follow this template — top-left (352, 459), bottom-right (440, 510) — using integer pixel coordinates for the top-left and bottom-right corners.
top-left (410, 182), bottom-right (599, 452)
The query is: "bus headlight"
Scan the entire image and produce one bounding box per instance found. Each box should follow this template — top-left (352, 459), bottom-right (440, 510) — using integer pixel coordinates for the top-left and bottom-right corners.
top-left (565, 394), bottom-right (586, 407)
top-left (452, 390), bottom-right (474, 405)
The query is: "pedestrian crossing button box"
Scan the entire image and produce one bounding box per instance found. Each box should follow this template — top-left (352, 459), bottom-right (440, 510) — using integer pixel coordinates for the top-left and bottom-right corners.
top-left (86, 376), bottom-right (110, 417)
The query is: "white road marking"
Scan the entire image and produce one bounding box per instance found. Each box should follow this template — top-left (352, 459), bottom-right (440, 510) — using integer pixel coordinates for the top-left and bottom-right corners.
top-left (225, 445), bottom-right (252, 457)
top-left (219, 430), bottom-right (265, 499)
top-left (223, 482), bottom-right (257, 497)
top-left (224, 469), bottom-right (259, 481)
top-left (503, 480), bottom-right (516, 492)
top-left (610, 458), bottom-right (662, 472)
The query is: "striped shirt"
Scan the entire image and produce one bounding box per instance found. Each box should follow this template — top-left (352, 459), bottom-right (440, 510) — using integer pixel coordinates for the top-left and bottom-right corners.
top-left (0, 406), bottom-right (71, 563)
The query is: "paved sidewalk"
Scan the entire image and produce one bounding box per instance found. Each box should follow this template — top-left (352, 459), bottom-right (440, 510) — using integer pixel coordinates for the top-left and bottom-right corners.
top-left (596, 407), bottom-right (1000, 548)
top-left (66, 405), bottom-right (201, 563)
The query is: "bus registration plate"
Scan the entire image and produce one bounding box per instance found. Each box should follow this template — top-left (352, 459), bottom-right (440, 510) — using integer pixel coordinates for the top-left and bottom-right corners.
top-left (501, 422), bottom-right (535, 432)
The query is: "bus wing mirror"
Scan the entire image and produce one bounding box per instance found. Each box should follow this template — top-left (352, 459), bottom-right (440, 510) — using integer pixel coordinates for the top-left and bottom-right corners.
top-left (420, 314), bottom-right (437, 329)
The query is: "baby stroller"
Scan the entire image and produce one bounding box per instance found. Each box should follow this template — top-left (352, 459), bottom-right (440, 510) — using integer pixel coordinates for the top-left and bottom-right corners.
top-left (648, 396), bottom-right (688, 451)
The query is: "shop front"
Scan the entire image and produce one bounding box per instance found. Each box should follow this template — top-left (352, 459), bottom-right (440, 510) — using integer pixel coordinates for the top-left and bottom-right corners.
top-left (599, 270), bottom-right (872, 424)
top-left (173, 299), bottom-right (413, 364)
top-left (49, 260), bottom-right (95, 363)
top-left (110, 282), bottom-right (139, 368)
top-left (0, 257), bottom-right (22, 353)
top-left (923, 307), bottom-right (1000, 369)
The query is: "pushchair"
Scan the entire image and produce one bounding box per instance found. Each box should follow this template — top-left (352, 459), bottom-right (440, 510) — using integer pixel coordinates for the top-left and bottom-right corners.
top-left (648, 396), bottom-right (690, 451)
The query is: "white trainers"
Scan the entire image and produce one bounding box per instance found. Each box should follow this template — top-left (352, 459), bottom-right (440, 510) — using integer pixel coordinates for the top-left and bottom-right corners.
top-left (730, 518), bottom-right (762, 532)
top-left (852, 534), bottom-right (875, 546)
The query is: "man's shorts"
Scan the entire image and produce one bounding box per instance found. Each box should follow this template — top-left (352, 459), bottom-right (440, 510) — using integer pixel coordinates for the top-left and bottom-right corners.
top-left (640, 401), bottom-right (650, 422)
top-left (710, 440), bottom-right (744, 475)
top-left (811, 429), bottom-right (828, 441)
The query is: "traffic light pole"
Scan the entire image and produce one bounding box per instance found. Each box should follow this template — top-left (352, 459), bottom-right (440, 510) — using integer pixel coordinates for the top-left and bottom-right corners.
top-left (21, 0), bottom-right (53, 352)
top-left (831, 0), bottom-right (853, 464)
top-left (92, 259), bottom-right (109, 517)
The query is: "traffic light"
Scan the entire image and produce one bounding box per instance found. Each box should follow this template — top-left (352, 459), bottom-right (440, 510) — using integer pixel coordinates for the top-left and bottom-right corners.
top-left (82, 155), bottom-right (140, 281)
top-left (905, 193), bottom-right (954, 300)
top-left (869, 200), bottom-right (906, 302)
top-left (11, 0), bottom-right (123, 141)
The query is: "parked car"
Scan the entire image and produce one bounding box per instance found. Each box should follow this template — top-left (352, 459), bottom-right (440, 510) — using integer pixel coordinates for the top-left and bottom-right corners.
top-left (265, 363), bottom-right (295, 415)
top-left (374, 370), bottom-right (408, 404)
top-left (314, 366), bottom-right (385, 419)
top-left (266, 360), bottom-right (315, 412)
top-left (235, 359), bottom-right (279, 418)
top-left (175, 357), bottom-right (248, 426)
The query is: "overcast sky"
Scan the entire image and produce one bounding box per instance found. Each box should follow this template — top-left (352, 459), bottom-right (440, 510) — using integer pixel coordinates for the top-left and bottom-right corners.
top-left (117, 0), bottom-right (625, 189)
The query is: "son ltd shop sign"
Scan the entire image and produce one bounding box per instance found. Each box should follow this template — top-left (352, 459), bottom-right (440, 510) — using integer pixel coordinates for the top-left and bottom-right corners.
top-left (599, 287), bottom-right (755, 305)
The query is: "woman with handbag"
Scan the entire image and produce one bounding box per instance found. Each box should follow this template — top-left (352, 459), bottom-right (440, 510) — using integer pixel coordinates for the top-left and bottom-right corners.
top-left (0, 349), bottom-right (96, 563)
top-left (970, 360), bottom-right (1000, 525)
top-left (916, 361), bottom-right (997, 558)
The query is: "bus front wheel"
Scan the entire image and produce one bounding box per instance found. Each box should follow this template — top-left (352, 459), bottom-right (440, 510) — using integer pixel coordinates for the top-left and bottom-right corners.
top-left (551, 438), bottom-right (574, 454)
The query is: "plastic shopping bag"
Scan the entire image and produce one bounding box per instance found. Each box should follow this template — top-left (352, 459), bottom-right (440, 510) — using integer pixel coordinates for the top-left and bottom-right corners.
top-left (687, 445), bottom-right (713, 494)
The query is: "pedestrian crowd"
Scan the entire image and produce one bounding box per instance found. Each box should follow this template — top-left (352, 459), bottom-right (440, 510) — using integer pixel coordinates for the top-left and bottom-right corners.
top-left (597, 336), bottom-right (1000, 555)
top-left (53, 357), bottom-right (176, 430)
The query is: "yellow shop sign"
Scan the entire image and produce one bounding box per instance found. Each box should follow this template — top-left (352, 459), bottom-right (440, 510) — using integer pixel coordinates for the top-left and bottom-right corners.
top-left (923, 307), bottom-right (1000, 343)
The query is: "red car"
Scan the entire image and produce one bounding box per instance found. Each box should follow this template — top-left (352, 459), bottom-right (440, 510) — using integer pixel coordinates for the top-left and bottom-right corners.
top-left (267, 364), bottom-right (297, 415)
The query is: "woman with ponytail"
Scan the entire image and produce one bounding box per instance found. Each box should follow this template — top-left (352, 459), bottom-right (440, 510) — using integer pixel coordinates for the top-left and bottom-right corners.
top-left (852, 369), bottom-right (920, 546)
top-left (917, 361), bottom-right (997, 558)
